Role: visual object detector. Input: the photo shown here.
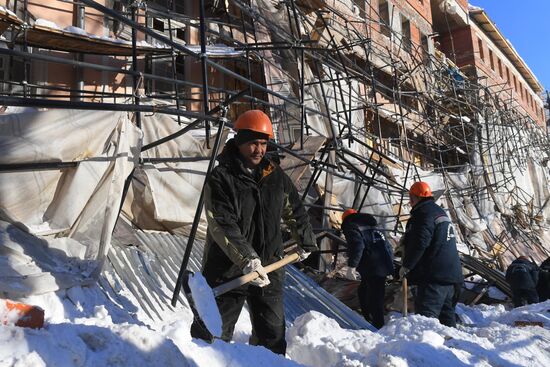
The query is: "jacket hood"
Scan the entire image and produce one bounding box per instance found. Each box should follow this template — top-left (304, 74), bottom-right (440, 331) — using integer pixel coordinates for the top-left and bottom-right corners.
top-left (343, 212), bottom-right (377, 227)
top-left (411, 197), bottom-right (435, 212)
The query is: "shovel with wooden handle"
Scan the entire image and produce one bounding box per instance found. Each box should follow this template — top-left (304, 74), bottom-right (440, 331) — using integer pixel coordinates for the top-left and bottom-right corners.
top-left (213, 252), bottom-right (300, 297)
top-left (402, 276), bottom-right (408, 317)
top-left (184, 252), bottom-right (301, 338)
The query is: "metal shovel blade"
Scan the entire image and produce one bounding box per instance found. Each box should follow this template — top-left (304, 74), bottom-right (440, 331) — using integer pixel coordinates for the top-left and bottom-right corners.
top-left (185, 253), bottom-right (301, 338)
top-left (182, 270), bottom-right (222, 338)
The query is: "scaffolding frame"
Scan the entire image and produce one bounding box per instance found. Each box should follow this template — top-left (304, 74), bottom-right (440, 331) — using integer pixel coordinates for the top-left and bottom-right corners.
top-left (1, 0), bottom-right (549, 285)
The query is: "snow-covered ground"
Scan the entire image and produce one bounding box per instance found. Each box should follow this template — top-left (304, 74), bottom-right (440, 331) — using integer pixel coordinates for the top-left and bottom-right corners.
top-left (1, 282), bottom-right (549, 367)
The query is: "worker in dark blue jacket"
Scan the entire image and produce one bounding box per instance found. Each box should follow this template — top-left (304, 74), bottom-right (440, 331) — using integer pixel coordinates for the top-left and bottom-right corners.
top-left (506, 256), bottom-right (539, 307)
top-left (400, 181), bottom-right (463, 327)
top-left (342, 209), bottom-right (394, 329)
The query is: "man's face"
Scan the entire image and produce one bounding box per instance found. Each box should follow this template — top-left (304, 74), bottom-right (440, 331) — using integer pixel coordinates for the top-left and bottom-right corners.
top-left (238, 139), bottom-right (268, 168)
top-left (409, 193), bottom-right (420, 208)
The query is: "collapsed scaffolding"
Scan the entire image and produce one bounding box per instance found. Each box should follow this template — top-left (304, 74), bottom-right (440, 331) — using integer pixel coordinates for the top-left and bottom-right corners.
top-left (1, 0), bottom-right (549, 306)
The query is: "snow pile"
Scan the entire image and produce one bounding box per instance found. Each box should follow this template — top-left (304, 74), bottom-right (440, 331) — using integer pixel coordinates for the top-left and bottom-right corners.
top-left (287, 305), bottom-right (550, 367)
top-left (0, 284), bottom-right (301, 366)
top-left (1, 280), bottom-right (550, 366)
top-left (0, 302), bottom-right (21, 326)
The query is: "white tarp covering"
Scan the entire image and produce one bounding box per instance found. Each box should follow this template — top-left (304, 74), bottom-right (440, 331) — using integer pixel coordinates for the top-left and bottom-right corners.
top-left (123, 113), bottom-right (226, 236)
top-left (0, 109), bottom-right (140, 295)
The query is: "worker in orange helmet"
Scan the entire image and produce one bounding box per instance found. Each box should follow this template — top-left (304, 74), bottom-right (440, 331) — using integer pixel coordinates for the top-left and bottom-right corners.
top-left (192, 109), bottom-right (317, 354)
top-left (400, 181), bottom-right (463, 327)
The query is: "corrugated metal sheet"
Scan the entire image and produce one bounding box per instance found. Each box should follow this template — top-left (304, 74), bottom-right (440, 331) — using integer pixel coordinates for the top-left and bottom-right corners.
top-left (104, 220), bottom-right (374, 331)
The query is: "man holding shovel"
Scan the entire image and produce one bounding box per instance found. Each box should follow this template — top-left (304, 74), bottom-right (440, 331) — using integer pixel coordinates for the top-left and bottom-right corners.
top-left (399, 181), bottom-right (463, 327)
top-left (192, 109), bottom-right (317, 354)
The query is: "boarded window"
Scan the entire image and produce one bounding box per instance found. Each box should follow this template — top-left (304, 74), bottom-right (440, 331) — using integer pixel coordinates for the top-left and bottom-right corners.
top-left (353, 0), bottom-right (366, 18)
top-left (153, 18), bottom-right (164, 32)
top-left (421, 33), bottom-right (430, 64)
top-left (379, 0), bottom-right (391, 38)
top-left (175, 55), bottom-right (185, 74)
top-left (477, 37), bottom-right (484, 61)
top-left (400, 15), bottom-right (411, 52)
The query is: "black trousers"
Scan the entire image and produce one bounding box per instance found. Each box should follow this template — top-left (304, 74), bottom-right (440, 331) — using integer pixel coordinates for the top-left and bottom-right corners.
top-left (191, 271), bottom-right (286, 355)
top-left (357, 275), bottom-right (386, 329)
top-left (414, 282), bottom-right (459, 327)
top-left (511, 287), bottom-right (539, 307)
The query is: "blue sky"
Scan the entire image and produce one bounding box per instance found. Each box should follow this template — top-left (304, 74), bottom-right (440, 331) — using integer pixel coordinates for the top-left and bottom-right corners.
top-left (470, 1), bottom-right (550, 92)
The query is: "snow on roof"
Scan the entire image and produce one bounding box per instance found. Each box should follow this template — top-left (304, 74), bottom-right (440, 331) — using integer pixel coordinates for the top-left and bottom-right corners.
top-left (34, 18), bottom-right (170, 49)
top-left (0, 5), bottom-right (17, 18)
top-left (35, 18), bottom-right (61, 30)
top-left (468, 4), bottom-right (484, 12)
top-left (183, 44), bottom-right (244, 58)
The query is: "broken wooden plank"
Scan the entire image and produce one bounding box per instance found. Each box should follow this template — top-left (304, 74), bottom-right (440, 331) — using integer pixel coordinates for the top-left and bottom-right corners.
top-left (513, 321), bottom-right (544, 328)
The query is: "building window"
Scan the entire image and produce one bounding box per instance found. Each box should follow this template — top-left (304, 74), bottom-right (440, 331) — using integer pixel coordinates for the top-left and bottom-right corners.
top-left (176, 28), bottom-right (185, 40)
top-left (379, 0), bottom-right (391, 38)
top-left (153, 18), bottom-right (165, 32)
top-left (421, 33), bottom-right (430, 63)
top-left (175, 55), bottom-right (185, 74)
top-left (0, 56), bottom-right (5, 92)
top-left (353, 0), bottom-right (366, 18)
top-left (497, 58), bottom-right (503, 78)
top-left (520, 84), bottom-right (524, 100)
top-left (505, 66), bottom-right (510, 85)
top-left (477, 37), bottom-right (484, 61)
top-left (400, 15), bottom-right (411, 51)
top-left (488, 49), bottom-right (494, 70)
top-left (513, 75), bottom-right (517, 92)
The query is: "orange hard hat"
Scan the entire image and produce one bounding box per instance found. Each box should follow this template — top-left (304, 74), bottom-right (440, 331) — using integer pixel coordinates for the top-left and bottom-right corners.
top-left (409, 181), bottom-right (432, 198)
top-left (342, 208), bottom-right (357, 221)
top-left (234, 110), bottom-right (274, 138)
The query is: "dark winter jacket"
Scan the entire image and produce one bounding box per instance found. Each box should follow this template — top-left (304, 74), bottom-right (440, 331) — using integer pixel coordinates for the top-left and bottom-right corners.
top-left (402, 198), bottom-right (463, 285)
top-left (506, 258), bottom-right (539, 291)
top-left (201, 139), bottom-right (317, 285)
top-left (342, 213), bottom-right (394, 278)
top-left (537, 257), bottom-right (550, 301)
